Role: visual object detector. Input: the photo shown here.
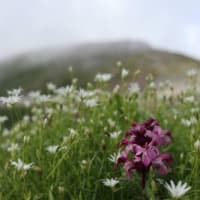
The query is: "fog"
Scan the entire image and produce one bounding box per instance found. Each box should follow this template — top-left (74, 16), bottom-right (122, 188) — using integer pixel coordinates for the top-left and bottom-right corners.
top-left (0, 0), bottom-right (200, 60)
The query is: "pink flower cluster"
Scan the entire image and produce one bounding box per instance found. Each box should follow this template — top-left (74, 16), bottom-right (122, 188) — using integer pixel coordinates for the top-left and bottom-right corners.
top-left (117, 118), bottom-right (173, 188)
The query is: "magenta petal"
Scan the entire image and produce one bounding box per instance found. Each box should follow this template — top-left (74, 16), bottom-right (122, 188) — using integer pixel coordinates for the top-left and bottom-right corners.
top-left (119, 138), bottom-right (129, 147)
top-left (160, 153), bottom-right (173, 166)
top-left (153, 161), bottom-right (168, 175)
top-left (124, 160), bottom-right (135, 171)
top-left (145, 130), bottom-right (154, 138)
top-left (142, 152), bottom-right (151, 167)
top-left (124, 160), bottom-right (135, 178)
top-left (134, 145), bottom-right (144, 156)
top-left (158, 163), bottom-right (168, 175)
top-left (147, 146), bottom-right (159, 160)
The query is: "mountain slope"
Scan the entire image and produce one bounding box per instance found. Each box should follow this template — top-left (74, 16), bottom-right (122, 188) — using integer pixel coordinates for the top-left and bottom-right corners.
top-left (0, 40), bottom-right (199, 94)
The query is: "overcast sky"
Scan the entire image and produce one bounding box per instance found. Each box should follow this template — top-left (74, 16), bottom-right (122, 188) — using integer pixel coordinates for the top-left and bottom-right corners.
top-left (0, 0), bottom-right (200, 60)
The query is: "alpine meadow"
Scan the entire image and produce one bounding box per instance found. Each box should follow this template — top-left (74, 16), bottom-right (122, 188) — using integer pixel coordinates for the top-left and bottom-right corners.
top-left (0, 65), bottom-right (199, 200)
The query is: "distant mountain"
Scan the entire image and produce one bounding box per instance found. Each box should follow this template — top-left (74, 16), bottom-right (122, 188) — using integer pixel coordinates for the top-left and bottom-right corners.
top-left (0, 40), bottom-right (199, 94)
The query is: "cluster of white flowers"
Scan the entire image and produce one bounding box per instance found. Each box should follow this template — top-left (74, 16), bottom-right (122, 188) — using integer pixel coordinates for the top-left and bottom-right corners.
top-left (36, 94), bottom-right (51, 103)
top-left (78, 89), bottom-right (96, 99)
top-left (184, 96), bottom-right (195, 103)
top-left (0, 88), bottom-right (23, 106)
top-left (190, 107), bottom-right (199, 114)
top-left (181, 117), bottom-right (197, 127)
top-left (55, 86), bottom-right (74, 96)
top-left (84, 98), bottom-right (98, 107)
top-left (28, 91), bottom-right (41, 99)
top-left (95, 73), bottom-right (112, 82)
top-left (7, 88), bottom-right (22, 96)
top-left (7, 143), bottom-right (20, 152)
top-left (0, 96), bottom-right (22, 106)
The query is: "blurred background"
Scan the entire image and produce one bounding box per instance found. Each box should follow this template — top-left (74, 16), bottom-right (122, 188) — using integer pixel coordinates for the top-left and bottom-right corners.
top-left (0, 0), bottom-right (200, 94)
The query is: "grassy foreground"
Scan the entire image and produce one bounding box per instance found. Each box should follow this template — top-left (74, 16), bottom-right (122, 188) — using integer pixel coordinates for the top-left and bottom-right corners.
top-left (0, 68), bottom-right (200, 200)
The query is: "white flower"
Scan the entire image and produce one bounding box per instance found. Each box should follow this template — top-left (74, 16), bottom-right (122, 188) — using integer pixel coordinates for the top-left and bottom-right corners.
top-left (23, 136), bottom-right (30, 143)
top-left (46, 145), bottom-right (59, 154)
top-left (149, 81), bottom-right (156, 88)
top-left (69, 128), bottom-right (77, 136)
top-left (110, 131), bottom-right (121, 139)
top-left (7, 88), bottom-right (22, 96)
top-left (37, 95), bottom-right (51, 103)
top-left (84, 98), bottom-right (98, 107)
top-left (0, 88), bottom-right (23, 106)
top-left (108, 152), bottom-right (121, 163)
top-left (190, 108), bottom-right (199, 114)
top-left (0, 116), bottom-right (8, 123)
top-left (121, 68), bottom-right (129, 79)
top-left (68, 66), bottom-right (73, 72)
top-left (184, 96), bottom-right (194, 103)
top-left (81, 160), bottom-right (88, 165)
top-left (181, 119), bottom-right (191, 127)
top-left (128, 83), bottom-right (140, 94)
top-left (23, 115), bottom-right (30, 123)
top-left (7, 143), bottom-right (19, 152)
top-left (47, 82), bottom-right (56, 91)
top-left (102, 178), bottom-right (119, 188)
top-left (165, 180), bottom-right (191, 198)
top-left (190, 116), bottom-right (197, 124)
top-left (194, 140), bottom-right (200, 151)
top-left (181, 117), bottom-right (197, 127)
top-left (0, 96), bottom-right (22, 105)
top-left (186, 69), bottom-right (197, 77)
top-left (63, 129), bottom-right (77, 143)
top-left (55, 86), bottom-right (74, 96)
top-left (95, 73), bottom-right (112, 82)
top-left (2, 128), bottom-right (10, 136)
top-left (11, 159), bottom-right (34, 171)
top-left (78, 89), bottom-right (96, 99)
top-left (108, 118), bottom-right (115, 128)
top-left (28, 91), bottom-right (41, 99)
top-left (113, 84), bottom-right (120, 94)
top-left (116, 61), bottom-right (122, 67)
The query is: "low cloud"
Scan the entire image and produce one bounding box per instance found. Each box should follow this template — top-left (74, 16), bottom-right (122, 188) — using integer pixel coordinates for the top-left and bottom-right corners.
top-left (0, 0), bottom-right (200, 59)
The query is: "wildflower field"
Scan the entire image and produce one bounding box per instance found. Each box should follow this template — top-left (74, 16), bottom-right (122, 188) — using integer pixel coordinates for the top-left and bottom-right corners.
top-left (0, 67), bottom-right (199, 200)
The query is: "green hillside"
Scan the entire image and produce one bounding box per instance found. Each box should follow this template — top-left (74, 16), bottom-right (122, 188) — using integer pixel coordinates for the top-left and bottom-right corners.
top-left (0, 41), bottom-right (199, 95)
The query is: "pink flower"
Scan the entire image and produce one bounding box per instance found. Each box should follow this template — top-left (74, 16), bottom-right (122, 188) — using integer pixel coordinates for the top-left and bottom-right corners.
top-left (117, 118), bottom-right (173, 188)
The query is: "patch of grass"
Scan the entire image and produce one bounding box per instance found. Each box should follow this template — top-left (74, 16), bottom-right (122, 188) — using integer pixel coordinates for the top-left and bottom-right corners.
top-left (0, 69), bottom-right (199, 199)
